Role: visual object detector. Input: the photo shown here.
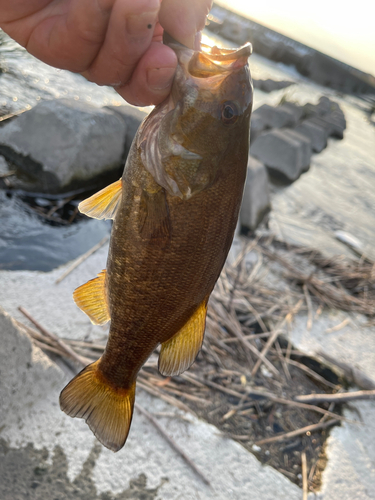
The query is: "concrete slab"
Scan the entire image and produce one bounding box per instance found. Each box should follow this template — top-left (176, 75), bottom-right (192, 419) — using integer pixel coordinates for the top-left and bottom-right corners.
top-left (0, 254), bottom-right (301, 499)
top-left (317, 400), bottom-right (375, 500)
top-left (289, 309), bottom-right (375, 386)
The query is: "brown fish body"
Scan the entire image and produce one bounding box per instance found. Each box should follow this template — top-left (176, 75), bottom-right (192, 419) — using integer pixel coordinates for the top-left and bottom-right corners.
top-left (102, 117), bottom-right (249, 386)
top-left (60, 41), bottom-right (253, 451)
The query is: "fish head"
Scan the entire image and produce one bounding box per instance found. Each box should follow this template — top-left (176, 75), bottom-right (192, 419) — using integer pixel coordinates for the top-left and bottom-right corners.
top-left (138, 39), bottom-right (253, 199)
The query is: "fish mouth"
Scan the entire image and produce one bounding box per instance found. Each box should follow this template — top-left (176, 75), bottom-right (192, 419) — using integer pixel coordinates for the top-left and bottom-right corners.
top-left (188, 43), bottom-right (252, 77)
top-left (163, 32), bottom-right (252, 78)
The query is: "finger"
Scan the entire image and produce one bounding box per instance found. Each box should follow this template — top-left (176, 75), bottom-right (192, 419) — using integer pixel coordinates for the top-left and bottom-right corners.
top-left (115, 41), bottom-right (177, 106)
top-left (21, 0), bottom-right (160, 79)
top-left (0, 0), bottom-right (51, 25)
top-left (158, 0), bottom-right (213, 49)
top-left (82, 0), bottom-right (161, 86)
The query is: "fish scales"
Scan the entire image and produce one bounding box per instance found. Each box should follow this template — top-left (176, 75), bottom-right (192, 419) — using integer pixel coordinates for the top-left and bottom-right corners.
top-left (60, 37), bottom-right (253, 452)
top-left (103, 146), bottom-right (247, 381)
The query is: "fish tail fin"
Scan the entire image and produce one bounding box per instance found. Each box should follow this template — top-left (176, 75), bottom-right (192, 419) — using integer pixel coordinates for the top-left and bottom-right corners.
top-left (59, 360), bottom-right (135, 452)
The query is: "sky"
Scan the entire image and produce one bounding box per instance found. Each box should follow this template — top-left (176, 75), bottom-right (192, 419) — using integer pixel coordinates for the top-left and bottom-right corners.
top-left (216, 0), bottom-right (375, 75)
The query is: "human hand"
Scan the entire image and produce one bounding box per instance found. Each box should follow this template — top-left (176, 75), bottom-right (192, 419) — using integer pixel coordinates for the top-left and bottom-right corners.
top-left (0, 0), bottom-right (212, 106)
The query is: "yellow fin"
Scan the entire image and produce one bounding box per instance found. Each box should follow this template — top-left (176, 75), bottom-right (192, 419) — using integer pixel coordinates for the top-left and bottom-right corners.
top-left (73, 270), bottom-right (110, 325)
top-left (159, 301), bottom-right (208, 376)
top-left (59, 360), bottom-right (136, 452)
top-left (79, 179), bottom-right (122, 219)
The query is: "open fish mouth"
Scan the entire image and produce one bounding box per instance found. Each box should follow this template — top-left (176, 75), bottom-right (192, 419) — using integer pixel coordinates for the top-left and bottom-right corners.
top-left (163, 32), bottom-right (252, 77)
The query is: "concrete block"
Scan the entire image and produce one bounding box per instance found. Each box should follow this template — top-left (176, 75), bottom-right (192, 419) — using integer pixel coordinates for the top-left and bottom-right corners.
top-left (250, 129), bottom-right (308, 182)
top-left (253, 79), bottom-right (295, 93)
top-left (282, 128), bottom-right (312, 171)
top-left (240, 155), bottom-right (271, 232)
top-left (105, 104), bottom-right (147, 154)
top-left (309, 115), bottom-right (345, 139)
top-left (253, 103), bottom-right (297, 128)
top-left (279, 102), bottom-right (303, 122)
top-left (295, 120), bottom-right (328, 153)
top-left (250, 114), bottom-right (267, 143)
top-left (302, 102), bottom-right (321, 118)
top-left (307, 115), bottom-right (334, 135)
top-left (0, 99), bottom-right (127, 193)
top-left (323, 113), bottom-right (346, 138)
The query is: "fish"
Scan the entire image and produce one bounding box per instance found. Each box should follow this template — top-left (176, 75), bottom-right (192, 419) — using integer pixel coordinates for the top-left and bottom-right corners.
top-left (59, 36), bottom-right (253, 452)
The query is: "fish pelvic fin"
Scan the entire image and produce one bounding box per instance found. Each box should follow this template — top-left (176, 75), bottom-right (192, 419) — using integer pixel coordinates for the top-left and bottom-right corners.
top-left (73, 270), bottom-right (110, 325)
top-left (159, 300), bottom-right (208, 376)
top-left (78, 179), bottom-right (122, 220)
top-left (59, 360), bottom-right (136, 452)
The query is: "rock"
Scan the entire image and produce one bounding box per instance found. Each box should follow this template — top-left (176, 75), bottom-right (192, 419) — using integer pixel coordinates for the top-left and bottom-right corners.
top-left (105, 104), bottom-right (147, 155)
top-left (315, 95), bottom-right (332, 114)
top-left (306, 115), bottom-right (334, 136)
top-left (323, 113), bottom-right (346, 139)
top-left (308, 115), bottom-right (345, 139)
top-left (239, 156), bottom-right (271, 232)
top-left (0, 99), bottom-right (128, 193)
top-left (250, 114), bottom-right (267, 143)
top-left (251, 129), bottom-right (309, 182)
top-left (253, 79), bottom-right (295, 93)
top-left (278, 102), bottom-right (303, 122)
top-left (302, 102), bottom-right (323, 118)
top-left (295, 120), bottom-right (328, 153)
top-left (253, 104), bottom-right (298, 129)
top-left (281, 129), bottom-right (312, 170)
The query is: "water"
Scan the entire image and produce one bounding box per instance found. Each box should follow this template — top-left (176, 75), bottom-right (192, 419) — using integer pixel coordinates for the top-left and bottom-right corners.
top-left (0, 191), bottom-right (110, 271)
top-left (0, 28), bottom-right (374, 271)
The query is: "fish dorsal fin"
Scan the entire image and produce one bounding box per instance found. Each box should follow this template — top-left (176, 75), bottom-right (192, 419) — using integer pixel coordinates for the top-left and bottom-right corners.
top-left (79, 179), bottom-right (122, 220)
top-left (60, 360), bottom-right (136, 452)
top-left (73, 270), bottom-right (110, 325)
top-left (158, 300), bottom-right (208, 376)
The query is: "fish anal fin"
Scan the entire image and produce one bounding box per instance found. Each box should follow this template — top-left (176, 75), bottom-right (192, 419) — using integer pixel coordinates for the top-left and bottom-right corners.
top-left (60, 360), bottom-right (136, 452)
top-left (79, 179), bottom-right (122, 220)
top-left (73, 270), bottom-right (110, 325)
top-left (139, 189), bottom-right (171, 241)
top-left (159, 301), bottom-right (207, 376)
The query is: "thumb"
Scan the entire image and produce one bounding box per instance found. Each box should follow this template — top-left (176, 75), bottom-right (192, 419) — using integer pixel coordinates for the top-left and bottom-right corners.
top-left (158, 0), bottom-right (213, 49)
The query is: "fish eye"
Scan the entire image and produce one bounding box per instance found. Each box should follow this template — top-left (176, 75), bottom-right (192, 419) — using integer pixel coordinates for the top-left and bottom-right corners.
top-left (221, 101), bottom-right (239, 125)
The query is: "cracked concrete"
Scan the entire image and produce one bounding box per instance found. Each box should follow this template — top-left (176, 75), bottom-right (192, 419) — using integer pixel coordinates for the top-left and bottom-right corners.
top-left (0, 253), bottom-right (302, 500)
top-left (1, 236), bottom-right (375, 498)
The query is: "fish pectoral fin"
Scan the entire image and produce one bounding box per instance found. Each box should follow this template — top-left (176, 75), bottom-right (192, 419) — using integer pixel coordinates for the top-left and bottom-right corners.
top-left (139, 188), bottom-right (171, 240)
top-left (60, 360), bottom-right (136, 452)
top-left (73, 270), bottom-right (110, 325)
top-left (158, 301), bottom-right (208, 376)
top-left (78, 179), bottom-right (122, 220)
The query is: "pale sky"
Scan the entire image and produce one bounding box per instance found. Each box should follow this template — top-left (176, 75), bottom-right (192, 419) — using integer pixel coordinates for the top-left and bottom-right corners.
top-left (216, 0), bottom-right (375, 75)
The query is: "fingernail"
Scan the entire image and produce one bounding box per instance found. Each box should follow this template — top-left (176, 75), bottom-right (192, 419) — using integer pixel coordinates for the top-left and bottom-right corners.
top-left (147, 67), bottom-right (175, 90)
top-left (126, 9), bottom-right (159, 36)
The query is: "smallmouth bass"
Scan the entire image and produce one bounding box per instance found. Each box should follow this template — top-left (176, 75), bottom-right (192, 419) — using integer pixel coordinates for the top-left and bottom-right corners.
top-left (60, 38), bottom-right (253, 452)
